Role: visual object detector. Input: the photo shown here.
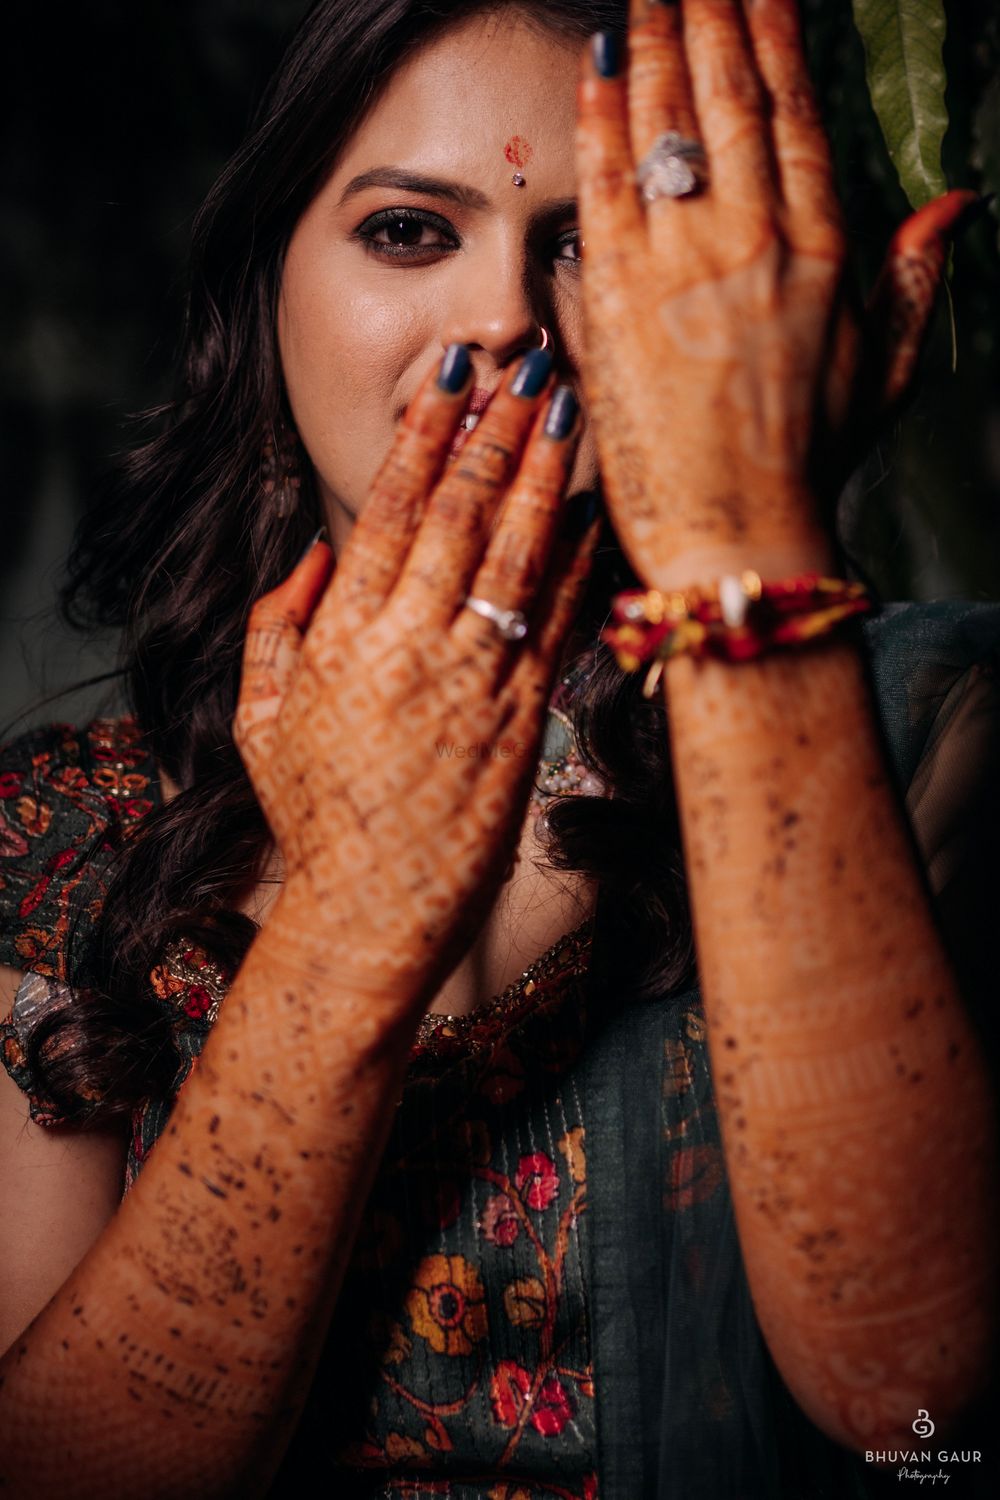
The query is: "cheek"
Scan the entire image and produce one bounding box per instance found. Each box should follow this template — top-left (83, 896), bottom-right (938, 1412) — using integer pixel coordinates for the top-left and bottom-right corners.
top-left (569, 421), bottom-right (600, 498)
top-left (551, 284), bottom-right (598, 492)
top-left (281, 279), bottom-right (410, 422)
top-left (278, 264), bottom-right (428, 506)
top-left (553, 276), bottom-right (585, 363)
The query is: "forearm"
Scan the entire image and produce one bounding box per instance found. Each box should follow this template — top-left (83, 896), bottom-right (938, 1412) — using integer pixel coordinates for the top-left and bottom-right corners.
top-left (664, 632), bottom-right (998, 1450)
top-left (0, 883), bottom-right (422, 1499)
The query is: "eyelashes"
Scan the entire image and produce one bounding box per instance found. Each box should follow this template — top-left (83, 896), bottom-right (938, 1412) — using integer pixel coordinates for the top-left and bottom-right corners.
top-left (353, 207), bottom-right (460, 260)
top-left (352, 207), bottom-right (583, 268)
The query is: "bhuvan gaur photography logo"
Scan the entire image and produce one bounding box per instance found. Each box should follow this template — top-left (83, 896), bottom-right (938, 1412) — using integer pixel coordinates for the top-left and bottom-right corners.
top-left (864, 1409), bottom-right (983, 1486)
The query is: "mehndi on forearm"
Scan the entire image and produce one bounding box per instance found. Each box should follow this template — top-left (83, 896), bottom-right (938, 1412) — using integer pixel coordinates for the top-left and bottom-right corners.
top-left (0, 883), bottom-right (425, 1500)
top-left (663, 637), bottom-right (997, 1451)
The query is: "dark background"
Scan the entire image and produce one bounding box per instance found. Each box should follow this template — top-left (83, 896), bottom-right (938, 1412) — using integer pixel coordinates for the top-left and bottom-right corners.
top-left (1, 0), bottom-right (998, 732)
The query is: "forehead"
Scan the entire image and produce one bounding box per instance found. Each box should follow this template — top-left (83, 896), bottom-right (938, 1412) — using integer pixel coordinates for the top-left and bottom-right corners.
top-left (335, 11), bottom-right (581, 183)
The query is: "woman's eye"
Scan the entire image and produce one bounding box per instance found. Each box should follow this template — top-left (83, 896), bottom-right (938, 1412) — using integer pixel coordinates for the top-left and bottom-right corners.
top-left (355, 209), bottom-right (459, 260)
top-left (554, 230), bottom-right (584, 266)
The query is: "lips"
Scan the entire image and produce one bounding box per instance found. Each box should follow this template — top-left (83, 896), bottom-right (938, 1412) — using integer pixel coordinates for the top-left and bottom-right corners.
top-left (466, 386), bottom-right (495, 417)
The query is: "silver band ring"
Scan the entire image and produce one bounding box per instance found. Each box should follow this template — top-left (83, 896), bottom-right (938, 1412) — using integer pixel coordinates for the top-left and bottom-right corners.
top-left (636, 131), bottom-right (709, 202)
top-left (536, 323), bottom-right (553, 353)
top-left (464, 596), bottom-right (529, 642)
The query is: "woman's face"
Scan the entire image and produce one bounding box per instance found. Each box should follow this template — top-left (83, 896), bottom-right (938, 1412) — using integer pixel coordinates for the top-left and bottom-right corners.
top-left (277, 8), bottom-right (597, 552)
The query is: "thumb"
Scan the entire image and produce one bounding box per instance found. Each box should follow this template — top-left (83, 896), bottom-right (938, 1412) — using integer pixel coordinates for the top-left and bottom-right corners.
top-left (234, 531), bottom-right (335, 777)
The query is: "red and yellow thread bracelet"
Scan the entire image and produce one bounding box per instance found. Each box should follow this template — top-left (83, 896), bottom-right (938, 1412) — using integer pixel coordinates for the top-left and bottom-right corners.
top-left (601, 571), bottom-right (876, 697)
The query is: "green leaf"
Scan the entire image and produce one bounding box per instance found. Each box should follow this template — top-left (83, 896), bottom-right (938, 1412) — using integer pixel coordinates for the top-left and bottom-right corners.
top-left (850, 0), bottom-right (949, 208)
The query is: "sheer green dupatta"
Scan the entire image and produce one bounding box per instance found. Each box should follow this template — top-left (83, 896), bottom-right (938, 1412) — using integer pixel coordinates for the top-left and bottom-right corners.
top-left (579, 601), bottom-right (1000, 1499)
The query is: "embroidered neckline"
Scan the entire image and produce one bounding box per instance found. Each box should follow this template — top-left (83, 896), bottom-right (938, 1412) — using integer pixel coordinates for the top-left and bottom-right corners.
top-left (153, 917), bottom-right (594, 1054)
top-left (412, 917), bottom-right (594, 1056)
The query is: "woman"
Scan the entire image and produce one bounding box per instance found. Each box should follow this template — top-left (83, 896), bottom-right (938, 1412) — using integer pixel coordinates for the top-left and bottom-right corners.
top-left (0, 1), bottom-right (996, 1495)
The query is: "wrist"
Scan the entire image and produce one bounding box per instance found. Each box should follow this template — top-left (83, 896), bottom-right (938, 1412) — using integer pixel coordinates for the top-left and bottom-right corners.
top-left (256, 874), bottom-right (429, 1018)
top-left (626, 476), bottom-right (837, 593)
top-left (638, 534), bottom-right (838, 595)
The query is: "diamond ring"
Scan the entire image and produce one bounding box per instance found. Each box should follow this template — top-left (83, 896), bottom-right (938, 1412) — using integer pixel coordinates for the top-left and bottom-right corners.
top-left (463, 596), bottom-right (529, 642)
top-left (636, 131), bottom-right (710, 202)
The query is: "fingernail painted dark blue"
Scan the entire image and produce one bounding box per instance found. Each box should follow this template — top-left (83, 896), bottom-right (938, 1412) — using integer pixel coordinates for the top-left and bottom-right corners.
top-left (592, 32), bottom-right (621, 79)
top-left (511, 347), bottom-right (553, 398)
top-left (545, 386), bottom-right (578, 440)
top-left (438, 343), bottom-right (471, 392)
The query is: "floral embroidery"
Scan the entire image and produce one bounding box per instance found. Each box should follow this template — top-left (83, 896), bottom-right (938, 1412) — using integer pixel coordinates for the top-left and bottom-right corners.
top-left (306, 959), bottom-right (597, 1493)
top-left (531, 1373), bottom-right (577, 1436)
top-left (557, 1126), bottom-right (586, 1184)
top-left (405, 1253), bottom-right (490, 1357)
top-left (15, 796), bottom-right (52, 838)
top-left (0, 719), bottom-right (156, 984)
top-left (150, 940), bottom-right (229, 1025)
top-left (480, 1193), bottom-right (520, 1247)
top-left (0, 822), bottom-right (28, 860)
top-left (515, 1151), bottom-right (560, 1211)
top-left (503, 1277), bottom-right (547, 1328)
top-left (0, 721), bottom-right (160, 1132)
top-left (13, 924), bottom-right (58, 966)
top-left (489, 1361), bottom-right (577, 1437)
top-left (490, 1359), bottom-right (533, 1426)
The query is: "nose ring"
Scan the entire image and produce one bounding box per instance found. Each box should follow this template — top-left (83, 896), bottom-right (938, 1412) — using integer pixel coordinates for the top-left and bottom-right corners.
top-left (536, 324), bottom-right (553, 353)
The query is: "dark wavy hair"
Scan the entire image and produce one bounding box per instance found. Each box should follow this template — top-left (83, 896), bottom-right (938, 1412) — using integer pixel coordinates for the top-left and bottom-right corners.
top-left (29, 0), bottom-right (694, 1122)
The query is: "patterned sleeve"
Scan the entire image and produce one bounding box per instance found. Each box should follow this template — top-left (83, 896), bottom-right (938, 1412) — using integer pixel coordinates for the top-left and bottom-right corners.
top-left (0, 970), bottom-right (100, 1127)
top-left (0, 718), bottom-right (159, 1123)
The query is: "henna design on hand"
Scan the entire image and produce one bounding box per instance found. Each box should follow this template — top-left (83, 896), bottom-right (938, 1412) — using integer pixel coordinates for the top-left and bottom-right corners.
top-left (235, 351), bottom-right (597, 1009)
top-left (575, 0), bottom-right (976, 589)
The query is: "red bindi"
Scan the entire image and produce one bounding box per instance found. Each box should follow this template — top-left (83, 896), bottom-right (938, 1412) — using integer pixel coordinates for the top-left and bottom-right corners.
top-left (504, 136), bottom-right (534, 187)
top-left (504, 136), bottom-right (534, 168)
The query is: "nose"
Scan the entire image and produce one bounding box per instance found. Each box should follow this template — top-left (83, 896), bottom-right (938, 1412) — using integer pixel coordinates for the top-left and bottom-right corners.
top-left (439, 250), bottom-right (546, 369)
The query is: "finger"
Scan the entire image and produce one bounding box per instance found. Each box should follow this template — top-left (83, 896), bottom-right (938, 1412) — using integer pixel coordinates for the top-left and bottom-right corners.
top-left (390, 347), bottom-right (555, 623)
top-left (527, 494), bottom-right (602, 669)
top-left (742, 0), bottom-right (842, 251)
top-left (324, 343), bottom-right (473, 629)
top-left (681, 0), bottom-right (777, 212)
top-left (477, 501), bottom-right (601, 804)
top-left (628, 0), bottom-right (700, 164)
top-left (234, 534), bottom-right (335, 774)
top-left (452, 385), bottom-right (582, 679)
top-left (578, 29), bottom-right (646, 283)
top-left (814, 191), bottom-right (980, 499)
top-left (853, 191), bottom-right (978, 438)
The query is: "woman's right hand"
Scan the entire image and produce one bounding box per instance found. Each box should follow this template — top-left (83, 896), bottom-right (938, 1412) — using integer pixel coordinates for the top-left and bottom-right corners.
top-left (234, 347), bottom-right (598, 1011)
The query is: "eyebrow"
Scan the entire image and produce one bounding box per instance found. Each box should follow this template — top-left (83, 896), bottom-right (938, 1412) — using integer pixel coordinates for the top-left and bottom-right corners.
top-left (337, 166), bottom-right (577, 226)
top-left (338, 168), bottom-right (492, 211)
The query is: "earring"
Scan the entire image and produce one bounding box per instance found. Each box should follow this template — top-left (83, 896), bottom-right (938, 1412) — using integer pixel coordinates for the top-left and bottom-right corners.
top-left (529, 657), bottom-right (608, 824)
top-left (536, 324), bottom-right (553, 354)
top-left (261, 422), bottom-right (304, 518)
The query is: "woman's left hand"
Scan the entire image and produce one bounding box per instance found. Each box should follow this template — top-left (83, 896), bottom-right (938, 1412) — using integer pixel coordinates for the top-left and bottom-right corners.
top-left (575, 0), bottom-right (978, 591)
